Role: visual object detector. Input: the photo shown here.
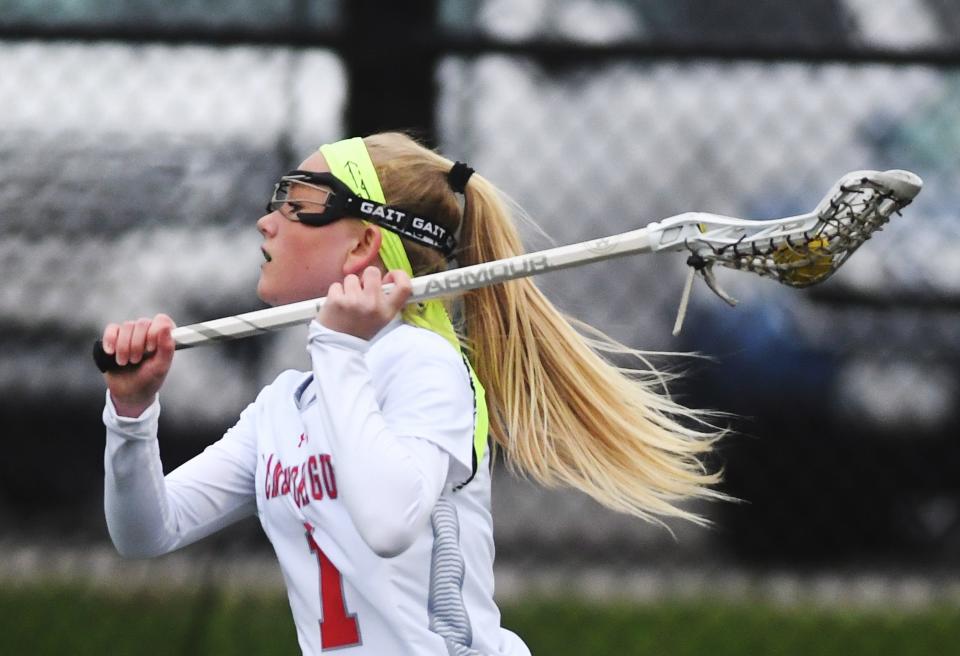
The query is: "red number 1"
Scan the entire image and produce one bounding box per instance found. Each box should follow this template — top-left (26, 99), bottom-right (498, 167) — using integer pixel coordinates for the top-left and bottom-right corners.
top-left (305, 525), bottom-right (361, 649)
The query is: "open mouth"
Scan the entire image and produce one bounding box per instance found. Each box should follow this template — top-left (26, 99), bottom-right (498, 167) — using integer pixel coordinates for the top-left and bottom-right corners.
top-left (261, 247), bottom-right (272, 263)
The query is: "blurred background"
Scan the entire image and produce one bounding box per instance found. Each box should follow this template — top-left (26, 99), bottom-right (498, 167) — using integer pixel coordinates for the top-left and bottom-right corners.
top-left (1, 0), bottom-right (959, 654)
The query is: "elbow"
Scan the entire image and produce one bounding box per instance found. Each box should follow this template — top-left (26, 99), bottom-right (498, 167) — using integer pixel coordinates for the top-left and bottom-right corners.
top-left (349, 492), bottom-right (430, 558)
top-left (350, 500), bottom-right (424, 557)
top-left (111, 538), bottom-right (162, 560)
top-left (106, 524), bottom-right (172, 559)
top-left (340, 452), bottom-right (440, 558)
top-left (358, 522), bottom-right (417, 559)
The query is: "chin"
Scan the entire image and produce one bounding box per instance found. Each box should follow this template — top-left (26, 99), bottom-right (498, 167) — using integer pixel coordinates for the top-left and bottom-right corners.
top-left (256, 281), bottom-right (278, 306)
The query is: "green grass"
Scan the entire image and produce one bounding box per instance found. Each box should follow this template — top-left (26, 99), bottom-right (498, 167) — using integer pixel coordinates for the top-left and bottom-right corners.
top-left (0, 584), bottom-right (300, 656)
top-left (506, 600), bottom-right (960, 656)
top-left (1, 584), bottom-right (958, 655)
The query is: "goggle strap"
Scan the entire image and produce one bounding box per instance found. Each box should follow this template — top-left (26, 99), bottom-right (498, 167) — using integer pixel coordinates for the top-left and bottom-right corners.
top-left (344, 196), bottom-right (457, 258)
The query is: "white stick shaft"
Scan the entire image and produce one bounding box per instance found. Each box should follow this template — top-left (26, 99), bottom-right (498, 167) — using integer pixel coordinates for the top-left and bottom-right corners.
top-left (171, 226), bottom-right (655, 349)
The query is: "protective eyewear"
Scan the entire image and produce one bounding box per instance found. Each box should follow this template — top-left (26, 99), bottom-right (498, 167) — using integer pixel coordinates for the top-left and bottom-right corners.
top-left (267, 170), bottom-right (456, 258)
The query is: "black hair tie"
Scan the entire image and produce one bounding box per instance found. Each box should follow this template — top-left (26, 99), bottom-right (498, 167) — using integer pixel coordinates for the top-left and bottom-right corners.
top-left (447, 161), bottom-right (474, 194)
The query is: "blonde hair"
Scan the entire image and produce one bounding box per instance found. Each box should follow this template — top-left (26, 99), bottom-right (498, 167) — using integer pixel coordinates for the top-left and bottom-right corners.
top-left (364, 132), bottom-right (727, 525)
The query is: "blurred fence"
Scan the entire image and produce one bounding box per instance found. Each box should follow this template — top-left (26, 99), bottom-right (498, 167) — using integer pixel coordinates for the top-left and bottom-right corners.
top-left (1, 0), bottom-right (959, 571)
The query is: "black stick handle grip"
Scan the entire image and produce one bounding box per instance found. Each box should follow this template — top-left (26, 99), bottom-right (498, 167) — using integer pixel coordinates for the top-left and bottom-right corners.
top-left (93, 340), bottom-right (147, 373)
top-left (93, 340), bottom-right (119, 373)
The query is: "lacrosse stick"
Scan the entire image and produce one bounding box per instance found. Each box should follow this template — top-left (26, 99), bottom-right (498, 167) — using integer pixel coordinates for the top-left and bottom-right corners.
top-left (94, 169), bottom-right (922, 372)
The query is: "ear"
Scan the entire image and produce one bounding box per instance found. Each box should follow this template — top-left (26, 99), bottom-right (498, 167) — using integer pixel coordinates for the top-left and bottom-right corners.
top-left (342, 223), bottom-right (384, 276)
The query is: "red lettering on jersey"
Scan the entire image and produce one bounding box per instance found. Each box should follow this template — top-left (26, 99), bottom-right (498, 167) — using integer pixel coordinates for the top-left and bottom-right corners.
top-left (289, 466), bottom-right (300, 503)
top-left (269, 459), bottom-right (283, 499)
top-left (320, 454), bottom-right (337, 499)
top-left (264, 452), bottom-right (337, 504)
top-left (295, 463), bottom-right (310, 508)
top-left (307, 455), bottom-right (324, 501)
top-left (264, 454), bottom-right (274, 498)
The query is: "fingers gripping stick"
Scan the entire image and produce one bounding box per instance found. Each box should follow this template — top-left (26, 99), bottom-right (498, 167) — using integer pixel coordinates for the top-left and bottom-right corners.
top-left (93, 169), bottom-right (922, 371)
top-left (94, 340), bottom-right (128, 373)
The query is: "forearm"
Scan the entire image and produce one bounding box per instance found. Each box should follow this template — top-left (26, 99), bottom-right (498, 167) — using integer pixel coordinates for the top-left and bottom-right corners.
top-left (307, 322), bottom-right (448, 557)
top-left (103, 395), bottom-right (183, 557)
top-left (103, 393), bottom-right (256, 558)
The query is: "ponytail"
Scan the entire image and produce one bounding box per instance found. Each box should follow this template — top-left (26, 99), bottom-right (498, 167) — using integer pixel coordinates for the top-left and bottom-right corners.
top-left (365, 132), bottom-right (726, 525)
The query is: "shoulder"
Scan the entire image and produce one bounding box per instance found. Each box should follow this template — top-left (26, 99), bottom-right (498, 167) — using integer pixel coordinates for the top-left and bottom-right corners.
top-left (247, 368), bottom-right (311, 410)
top-left (367, 324), bottom-right (474, 405)
top-left (368, 323), bottom-right (467, 374)
top-left (264, 368), bottom-right (311, 393)
top-left (219, 368), bottom-right (308, 446)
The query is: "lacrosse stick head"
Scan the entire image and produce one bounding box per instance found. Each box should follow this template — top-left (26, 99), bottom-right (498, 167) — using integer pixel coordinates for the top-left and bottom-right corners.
top-left (708, 169), bottom-right (923, 288)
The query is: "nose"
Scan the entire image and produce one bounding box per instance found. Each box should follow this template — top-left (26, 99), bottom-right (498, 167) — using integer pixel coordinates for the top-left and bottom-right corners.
top-left (257, 211), bottom-right (278, 237)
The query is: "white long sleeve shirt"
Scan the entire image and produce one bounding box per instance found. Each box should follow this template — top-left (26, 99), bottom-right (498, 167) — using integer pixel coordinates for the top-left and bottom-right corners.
top-left (103, 319), bottom-right (529, 656)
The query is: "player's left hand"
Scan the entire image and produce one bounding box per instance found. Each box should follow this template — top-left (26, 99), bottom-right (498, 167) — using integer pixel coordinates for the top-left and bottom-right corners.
top-left (318, 266), bottom-right (412, 340)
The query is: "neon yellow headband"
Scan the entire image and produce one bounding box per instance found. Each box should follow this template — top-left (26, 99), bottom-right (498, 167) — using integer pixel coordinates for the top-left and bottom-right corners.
top-left (318, 137), bottom-right (489, 472)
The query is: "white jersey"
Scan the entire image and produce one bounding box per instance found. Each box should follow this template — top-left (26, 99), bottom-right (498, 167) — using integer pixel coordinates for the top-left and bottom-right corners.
top-left (103, 319), bottom-right (530, 656)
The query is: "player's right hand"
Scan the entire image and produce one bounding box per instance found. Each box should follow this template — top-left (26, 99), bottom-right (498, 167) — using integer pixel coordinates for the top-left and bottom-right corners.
top-left (101, 313), bottom-right (176, 417)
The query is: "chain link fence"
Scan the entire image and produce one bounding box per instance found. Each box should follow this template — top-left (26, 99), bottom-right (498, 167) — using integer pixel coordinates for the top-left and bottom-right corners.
top-left (1, 0), bottom-right (959, 577)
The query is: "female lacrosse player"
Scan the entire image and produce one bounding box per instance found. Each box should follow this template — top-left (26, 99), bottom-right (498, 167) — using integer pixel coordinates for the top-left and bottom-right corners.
top-left (100, 134), bottom-right (724, 655)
